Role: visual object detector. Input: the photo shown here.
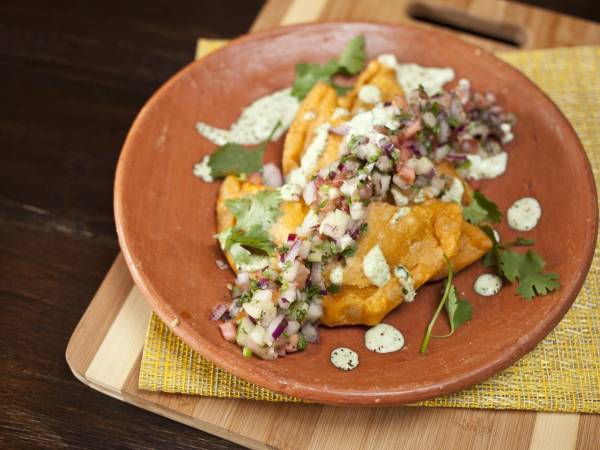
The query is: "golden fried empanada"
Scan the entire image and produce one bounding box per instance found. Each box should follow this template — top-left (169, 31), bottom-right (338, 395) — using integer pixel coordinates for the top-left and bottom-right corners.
top-left (282, 82), bottom-right (337, 175)
top-left (321, 200), bottom-right (463, 326)
top-left (432, 221), bottom-right (493, 280)
top-left (338, 60), bottom-right (404, 113)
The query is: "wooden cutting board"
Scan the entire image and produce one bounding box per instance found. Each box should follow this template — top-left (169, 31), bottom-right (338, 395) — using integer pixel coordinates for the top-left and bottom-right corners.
top-left (66, 1), bottom-right (600, 449)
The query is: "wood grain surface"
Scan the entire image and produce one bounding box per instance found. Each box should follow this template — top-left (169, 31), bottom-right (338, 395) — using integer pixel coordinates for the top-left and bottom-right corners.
top-left (3, 0), bottom-right (600, 449)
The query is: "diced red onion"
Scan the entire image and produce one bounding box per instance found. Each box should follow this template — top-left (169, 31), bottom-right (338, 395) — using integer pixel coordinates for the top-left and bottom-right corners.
top-left (245, 338), bottom-right (277, 360)
top-left (301, 324), bottom-right (319, 343)
top-left (285, 239), bottom-right (302, 262)
top-left (285, 320), bottom-right (300, 335)
top-left (303, 181), bottom-right (316, 204)
top-left (235, 272), bottom-right (249, 289)
top-left (262, 163), bottom-right (283, 187)
top-left (438, 118), bottom-right (450, 143)
top-left (306, 302), bottom-right (323, 322)
top-left (218, 321), bottom-right (237, 342)
top-left (446, 152), bottom-right (468, 161)
top-left (210, 303), bottom-right (228, 321)
top-left (330, 125), bottom-right (349, 136)
top-left (310, 262), bottom-right (322, 285)
top-left (434, 144), bottom-right (451, 162)
top-left (267, 315), bottom-right (288, 339)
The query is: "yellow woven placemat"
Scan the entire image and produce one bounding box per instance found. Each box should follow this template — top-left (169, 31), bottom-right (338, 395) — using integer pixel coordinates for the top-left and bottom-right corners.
top-left (139, 42), bottom-right (600, 413)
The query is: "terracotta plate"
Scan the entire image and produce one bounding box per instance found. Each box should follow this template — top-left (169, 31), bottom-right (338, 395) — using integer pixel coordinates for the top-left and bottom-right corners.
top-left (115, 22), bottom-right (598, 405)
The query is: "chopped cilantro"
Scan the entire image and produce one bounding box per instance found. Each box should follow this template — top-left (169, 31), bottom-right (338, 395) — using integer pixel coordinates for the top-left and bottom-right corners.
top-left (218, 190), bottom-right (283, 264)
top-left (327, 284), bottom-right (342, 294)
top-left (225, 190), bottom-right (282, 231)
top-left (463, 191), bottom-right (502, 225)
top-left (340, 244), bottom-right (357, 258)
top-left (297, 335), bottom-right (308, 351)
top-left (291, 36), bottom-right (366, 99)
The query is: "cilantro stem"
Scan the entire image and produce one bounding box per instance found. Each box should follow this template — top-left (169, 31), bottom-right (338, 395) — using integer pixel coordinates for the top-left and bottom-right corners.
top-left (419, 257), bottom-right (453, 354)
top-left (266, 120), bottom-right (282, 142)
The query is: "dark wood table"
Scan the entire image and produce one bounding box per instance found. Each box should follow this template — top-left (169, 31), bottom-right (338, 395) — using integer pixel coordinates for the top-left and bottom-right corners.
top-left (1, 1), bottom-right (598, 448)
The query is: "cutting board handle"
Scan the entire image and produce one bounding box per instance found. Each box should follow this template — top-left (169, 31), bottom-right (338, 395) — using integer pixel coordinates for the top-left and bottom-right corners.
top-left (407, 2), bottom-right (527, 47)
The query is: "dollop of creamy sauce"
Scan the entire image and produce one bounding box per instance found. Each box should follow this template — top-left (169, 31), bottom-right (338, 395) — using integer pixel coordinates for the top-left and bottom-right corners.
top-left (358, 84), bottom-right (381, 104)
top-left (378, 54), bottom-right (455, 95)
top-left (466, 152), bottom-right (508, 180)
top-left (507, 197), bottom-right (542, 231)
top-left (394, 265), bottom-right (416, 302)
top-left (330, 347), bottom-right (359, 371)
top-left (195, 88), bottom-right (299, 146)
top-left (192, 155), bottom-right (213, 182)
top-left (363, 244), bottom-right (390, 287)
top-left (474, 274), bottom-right (503, 296)
top-left (365, 324), bottom-right (405, 353)
top-left (330, 265), bottom-right (344, 285)
top-left (391, 206), bottom-right (411, 224)
top-left (441, 177), bottom-right (465, 203)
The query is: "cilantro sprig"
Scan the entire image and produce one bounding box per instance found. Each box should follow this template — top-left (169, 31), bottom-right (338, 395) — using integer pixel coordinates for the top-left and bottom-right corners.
top-left (198, 122), bottom-right (280, 179)
top-left (217, 190), bottom-right (283, 259)
top-left (481, 226), bottom-right (560, 300)
top-left (420, 257), bottom-right (472, 354)
top-left (463, 191), bottom-right (502, 225)
top-left (291, 36), bottom-right (367, 99)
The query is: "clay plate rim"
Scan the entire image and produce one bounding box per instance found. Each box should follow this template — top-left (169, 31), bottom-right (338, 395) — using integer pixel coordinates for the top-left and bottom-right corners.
top-left (114, 21), bottom-right (598, 406)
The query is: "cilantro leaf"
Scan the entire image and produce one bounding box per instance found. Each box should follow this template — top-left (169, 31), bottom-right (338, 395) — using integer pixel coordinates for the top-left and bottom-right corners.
top-left (421, 257), bottom-right (472, 353)
top-left (217, 190), bottom-right (283, 266)
top-left (336, 35), bottom-right (366, 75)
top-left (499, 250), bottom-right (560, 300)
top-left (444, 286), bottom-right (472, 335)
top-left (290, 35), bottom-right (367, 99)
top-left (222, 225), bottom-right (276, 255)
top-left (225, 190), bottom-right (282, 231)
top-left (200, 121), bottom-right (281, 179)
top-left (228, 244), bottom-right (270, 271)
top-left (331, 83), bottom-right (352, 96)
top-left (463, 191), bottom-right (502, 225)
top-left (480, 225), bottom-right (501, 268)
top-left (291, 62), bottom-right (335, 99)
top-left (208, 143), bottom-right (265, 178)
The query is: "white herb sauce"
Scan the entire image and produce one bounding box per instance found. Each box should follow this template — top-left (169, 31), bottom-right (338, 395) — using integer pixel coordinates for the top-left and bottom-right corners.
top-left (466, 151), bottom-right (508, 180)
top-left (507, 197), bottom-right (542, 231)
top-left (365, 324), bottom-right (405, 353)
top-left (283, 123), bottom-right (330, 199)
top-left (330, 347), bottom-right (359, 371)
top-left (378, 54), bottom-right (455, 95)
top-left (358, 84), bottom-right (381, 104)
top-left (391, 206), bottom-right (411, 224)
top-left (363, 244), bottom-right (391, 287)
top-left (192, 155), bottom-right (213, 182)
top-left (195, 88), bottom-right (299, 146)
top-left (474, 274), bottom-right (503, 296)
top-left (441, 177), bottom-right (465, 203)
